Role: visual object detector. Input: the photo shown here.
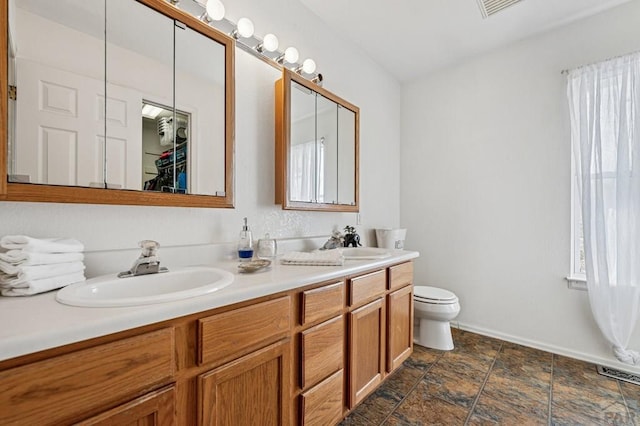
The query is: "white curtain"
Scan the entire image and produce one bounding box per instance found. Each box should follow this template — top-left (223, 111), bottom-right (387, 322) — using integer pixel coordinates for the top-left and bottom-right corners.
top-left (568, 52), bottom-right (640, 364)
top-left (290, 139), bottom-right (324, 202)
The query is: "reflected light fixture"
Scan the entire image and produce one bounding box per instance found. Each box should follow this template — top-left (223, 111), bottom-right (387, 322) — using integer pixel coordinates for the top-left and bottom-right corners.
top-left (276, 46), bottom-right (299, 64)
top-left (255, 33), bottom-right (279, 53)
top-left (295, 58), bottom-right (316, 74)
top-left (201, 0), bottom-right (225, 22)
top-left (231, 17), bottom-right (254, 39)
top-left (142, 104), bottom-right (163, 119)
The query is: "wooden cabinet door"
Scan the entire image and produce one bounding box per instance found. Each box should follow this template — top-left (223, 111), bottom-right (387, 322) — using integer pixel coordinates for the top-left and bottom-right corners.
top-left (76, 386), bottom-right (175, 426)
top-left (198, 340), bottom-right (291, 426)
top-left (387, 285), bottom-right (413, 372)
top-left (348, 298), bottom-right (385, 408)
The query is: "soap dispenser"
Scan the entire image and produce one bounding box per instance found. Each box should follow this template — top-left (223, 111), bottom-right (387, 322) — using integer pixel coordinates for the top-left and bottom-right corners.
top-left (238, 217), bottom-right (253, 261)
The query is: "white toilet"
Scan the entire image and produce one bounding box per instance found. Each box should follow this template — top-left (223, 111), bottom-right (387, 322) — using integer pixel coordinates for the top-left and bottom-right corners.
top-left (413, 286), bottom-right (460, 350)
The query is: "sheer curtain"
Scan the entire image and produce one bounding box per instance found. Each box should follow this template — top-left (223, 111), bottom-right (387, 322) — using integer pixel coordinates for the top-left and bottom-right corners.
top-left (568, 52), bottom-right (640, 364)
top-left (290, 139), bottom-right (324, 202)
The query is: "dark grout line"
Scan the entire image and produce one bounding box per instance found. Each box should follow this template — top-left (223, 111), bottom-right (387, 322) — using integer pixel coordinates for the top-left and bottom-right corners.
top-left (548, 353), bottom-right (554, 426)
top-left (463, 341), bottom-right (503, 426)
top-left (617, 378), bottom-right (633, 424)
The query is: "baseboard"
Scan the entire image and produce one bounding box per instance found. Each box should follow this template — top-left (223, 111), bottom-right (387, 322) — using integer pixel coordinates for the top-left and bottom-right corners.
top-left (454, 321), bottom-right (640, 376)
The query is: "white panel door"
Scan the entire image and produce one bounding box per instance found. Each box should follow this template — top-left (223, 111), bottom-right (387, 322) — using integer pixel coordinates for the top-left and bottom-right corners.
top-left (15, 59), bottom-right (142, 189)
top-left (102, 83), bottom-right (143, 190)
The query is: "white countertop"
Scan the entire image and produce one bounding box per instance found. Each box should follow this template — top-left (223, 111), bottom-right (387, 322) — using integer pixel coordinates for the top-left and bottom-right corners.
top-left (0, 251), bottom-right (418, 362)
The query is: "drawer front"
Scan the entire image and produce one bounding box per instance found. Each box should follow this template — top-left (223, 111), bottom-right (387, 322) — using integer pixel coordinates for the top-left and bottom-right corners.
top-left (0, 328), bottom-right (175, 426)
top-left (300, 281), bottom-right (344, 325)
top-left (349, 269), bottom-right (386, 306)
top-left (300, 315), bottom-right (344, 389)
top-left (199, 296), bottom-right (291, 366)
top-left (300, 369), bottom-right (344, 426)
top-left (389, 262), bottom-right (413, 291)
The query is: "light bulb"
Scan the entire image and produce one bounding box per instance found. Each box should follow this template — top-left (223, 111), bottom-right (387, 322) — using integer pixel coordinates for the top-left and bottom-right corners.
top-left (302, 58), bottom-right (316, 74)
top-left (236, 18), bottom-right (254, 38)
top-left (284, 46), bottom-right (299, 64)
top-left (262, 33), bottom-right (279, 52)
top-left (205, 0), bottom-right (225, 21)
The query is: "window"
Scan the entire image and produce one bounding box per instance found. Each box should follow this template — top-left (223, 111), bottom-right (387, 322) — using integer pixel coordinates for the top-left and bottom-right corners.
top-left (568, 53), bottom-right (640, 287)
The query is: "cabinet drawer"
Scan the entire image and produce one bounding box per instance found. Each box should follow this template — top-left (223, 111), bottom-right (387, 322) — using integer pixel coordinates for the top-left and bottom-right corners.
top-left (198, 296), bottom-right (291, 366)
top-left (389, 262), bottom-right (413, 290)
top-left (0, 328), bottom-right (175, 426)
top-left (300, 315), bottom-right (344, 389)
top-left (300, 369), bottom-right (344, 426)
top-left (300, 281), bottom-right (344, 325)
top-left (349, 270), bottom-right (386, 306)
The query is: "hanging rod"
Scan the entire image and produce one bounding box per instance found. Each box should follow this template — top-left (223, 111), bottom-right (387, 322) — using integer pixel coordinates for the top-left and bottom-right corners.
top-left (560, 50), bottom-right (640, 75)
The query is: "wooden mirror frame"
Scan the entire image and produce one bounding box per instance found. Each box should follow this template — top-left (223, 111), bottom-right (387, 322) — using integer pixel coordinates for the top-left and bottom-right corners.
top-left (0, 0), bottom-right (235, 208)
top-left (275, 69), bottom-right (359, 212)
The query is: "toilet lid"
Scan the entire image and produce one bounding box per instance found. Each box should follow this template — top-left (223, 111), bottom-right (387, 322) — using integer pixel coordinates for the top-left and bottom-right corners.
top-left (414, 286), bottom-right (458, 304)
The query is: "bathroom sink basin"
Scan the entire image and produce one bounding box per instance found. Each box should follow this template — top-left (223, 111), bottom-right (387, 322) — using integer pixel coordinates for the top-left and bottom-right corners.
top-left (340, 247), bottom-right (392, 260)
top-left (56, 266), bottom-right (234, 307)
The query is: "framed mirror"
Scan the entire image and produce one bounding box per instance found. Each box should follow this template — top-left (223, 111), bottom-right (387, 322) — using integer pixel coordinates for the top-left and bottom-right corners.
top-left (275, 70), bottom-right (359, 212)
top-left (1, 0), bottom-right (234, 207)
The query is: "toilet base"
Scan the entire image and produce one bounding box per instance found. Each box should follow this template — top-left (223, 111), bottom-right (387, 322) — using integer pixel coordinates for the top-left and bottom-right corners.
top-left (414, 318), bottom-right (454, 351)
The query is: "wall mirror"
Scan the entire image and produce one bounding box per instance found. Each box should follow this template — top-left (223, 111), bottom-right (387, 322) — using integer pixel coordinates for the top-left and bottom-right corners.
top-left (275, 70), bottom-right (359, 212)
top-left (1, 0), bottom-right (234, 207)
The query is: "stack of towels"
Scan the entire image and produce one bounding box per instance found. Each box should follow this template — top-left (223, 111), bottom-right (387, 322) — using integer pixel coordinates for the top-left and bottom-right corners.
top-left (0, 235), bottom-right (86, 296)
top-left (280, 250), bottom-right (344, 266)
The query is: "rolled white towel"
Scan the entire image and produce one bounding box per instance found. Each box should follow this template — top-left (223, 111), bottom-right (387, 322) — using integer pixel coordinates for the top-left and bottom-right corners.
top-left (280, 250), bottom-right (344, 266)
top-left (0, 272), bottom-right (86, 296)
top-left (0, 250), bottom-right (84, 266)
top-left (0, 261), bottom-right (86, 286)
top-left (0, 235), bottom-right (84, 253)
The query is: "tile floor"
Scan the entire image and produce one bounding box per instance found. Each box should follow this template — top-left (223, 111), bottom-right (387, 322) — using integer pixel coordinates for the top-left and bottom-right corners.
top-left (340, 328), bottom-right (640, 425)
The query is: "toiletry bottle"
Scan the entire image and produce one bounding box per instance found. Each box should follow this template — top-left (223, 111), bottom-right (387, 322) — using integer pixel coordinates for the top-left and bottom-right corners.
top-left (257, 233), bottom-right (277, 259)
top-left (238, 217), bottom-right (253, 261)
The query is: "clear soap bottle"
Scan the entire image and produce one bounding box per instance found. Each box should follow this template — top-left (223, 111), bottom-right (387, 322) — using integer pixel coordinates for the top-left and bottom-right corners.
top-left (237, 217), bottom-right (253, 261)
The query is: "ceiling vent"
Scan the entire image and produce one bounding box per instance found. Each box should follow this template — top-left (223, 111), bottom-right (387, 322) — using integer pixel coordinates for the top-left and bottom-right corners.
top-left (476, 0), bottom-right (523, 18)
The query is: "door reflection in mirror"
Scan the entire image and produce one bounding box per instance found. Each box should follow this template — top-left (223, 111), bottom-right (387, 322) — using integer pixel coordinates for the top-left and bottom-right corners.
top-left (8, 0), bottom-right (227, 196)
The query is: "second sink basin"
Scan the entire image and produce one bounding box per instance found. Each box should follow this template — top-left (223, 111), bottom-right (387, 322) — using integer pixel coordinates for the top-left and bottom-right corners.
top-left (340, 247), bottom-right (392, 260)
top-left (56, 266), bottom-right (234, 307)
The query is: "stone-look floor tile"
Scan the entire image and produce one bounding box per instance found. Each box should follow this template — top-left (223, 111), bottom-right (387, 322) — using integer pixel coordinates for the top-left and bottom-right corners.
top-left (480, 372), bottom-right (549, 418)
top-left (339, 412), bottom-right (375, 425)
top-left (551, 402), bottom-right (632, 426)
top-left (350, 386), bottom-right (403, 425)
top-left (381, 365), bottom-right (424, 398)
top-left (493, 343), bottom-right (552, 386)
top-left (422, 365), bottom-right (484, 409)
top-left (452, 329), bottom-right (503, 356)
top-left (554, 355), bottom-right (620, 393)
top-left (410, 344), bottom-right (445, 369)
top-left (619, 381), bottom-right (640, 416)
top-left (471, 394), bottom-right (547, 425)
top-left (552, 379), bottom-right (626, 419)
top-left (388, 382), bottom-right (469, 425)
top-left (466, 414), bottom-right (499, 425)
top-left (436, 349), bottom-right (495, 379)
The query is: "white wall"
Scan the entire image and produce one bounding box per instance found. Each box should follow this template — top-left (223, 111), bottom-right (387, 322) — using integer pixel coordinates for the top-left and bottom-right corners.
top-left (0, 0), bottom-right (401, 273)
top-left (401, 1), bottom-right (640, 372)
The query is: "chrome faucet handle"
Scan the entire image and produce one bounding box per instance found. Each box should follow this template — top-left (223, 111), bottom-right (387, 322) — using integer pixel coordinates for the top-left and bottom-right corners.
top-left (139, 240), bottom-right (160, 257)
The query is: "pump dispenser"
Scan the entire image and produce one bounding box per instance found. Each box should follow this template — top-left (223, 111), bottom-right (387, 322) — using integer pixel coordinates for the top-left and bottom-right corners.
top-left (238, 217), bottom-right (253, 261)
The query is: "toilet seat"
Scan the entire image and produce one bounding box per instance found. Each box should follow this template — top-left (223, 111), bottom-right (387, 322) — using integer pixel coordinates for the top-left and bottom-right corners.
top-left (414, 286), bottom-right (458, 305)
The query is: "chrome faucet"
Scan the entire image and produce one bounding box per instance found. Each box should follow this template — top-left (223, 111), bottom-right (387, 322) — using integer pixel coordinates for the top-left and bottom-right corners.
top-left (118, 240), bottom-right (169, 278)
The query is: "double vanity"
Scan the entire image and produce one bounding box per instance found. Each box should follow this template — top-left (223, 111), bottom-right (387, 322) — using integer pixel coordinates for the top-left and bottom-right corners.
top-left (0, 0), bottom-right (404, 424)
top-left (0, 252), bottom-right (417, 425)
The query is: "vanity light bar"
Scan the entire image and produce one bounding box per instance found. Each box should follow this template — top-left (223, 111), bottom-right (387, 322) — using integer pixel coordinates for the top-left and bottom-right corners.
top-left (167, 0), bottom-right (321, 83)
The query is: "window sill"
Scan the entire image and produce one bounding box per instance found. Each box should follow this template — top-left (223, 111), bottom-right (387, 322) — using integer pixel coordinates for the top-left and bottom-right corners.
top-left (565, 275), bottom-right (587, 291)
